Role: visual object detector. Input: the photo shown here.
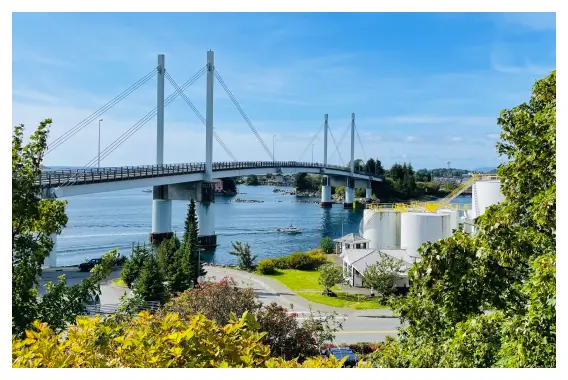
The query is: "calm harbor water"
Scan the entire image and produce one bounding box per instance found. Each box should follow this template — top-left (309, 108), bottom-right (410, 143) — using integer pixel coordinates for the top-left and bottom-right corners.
top-left (53, 185), bottom-right (472, 267)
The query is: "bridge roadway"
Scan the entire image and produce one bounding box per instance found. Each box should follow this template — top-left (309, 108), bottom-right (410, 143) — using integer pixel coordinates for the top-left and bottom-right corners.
top-left (39, 161), bottom-right (384, 198)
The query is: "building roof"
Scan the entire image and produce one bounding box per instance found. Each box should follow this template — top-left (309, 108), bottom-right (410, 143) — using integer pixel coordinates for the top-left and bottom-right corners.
top-left (333, 233), bottom-right (370, 244)
top-left (343, 248), bottom-right (412, 274)
top-left (341, 248), bottom-right (375, 264)
top-left (379, 249), bottom-right (413, 268)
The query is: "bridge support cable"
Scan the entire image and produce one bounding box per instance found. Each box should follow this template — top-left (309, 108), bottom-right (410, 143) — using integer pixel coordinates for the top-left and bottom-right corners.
top-left (297, 123), bottom-right (323, 162)
top-left (328, 123), bottom-right (350, 166)
top-left (46, 68), bottom-right (158, 154)
top-left (213, 69), bottom-right (274, 161)
top-left (355, 123), bottom-right (367, 163)
top-left (60, 66), bottom-right (207, 188)
top-left (90, 67), bottom-right (207, 167)
top-left (164, 71), bottom-right (237, 161)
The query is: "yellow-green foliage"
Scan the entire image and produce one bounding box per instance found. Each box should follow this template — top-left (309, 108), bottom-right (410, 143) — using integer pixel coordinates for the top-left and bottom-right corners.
top-left (12, 311), bottom-right (365, 368)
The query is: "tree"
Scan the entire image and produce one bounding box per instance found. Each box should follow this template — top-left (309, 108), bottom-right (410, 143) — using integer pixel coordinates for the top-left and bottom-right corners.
top-left (374, 158), bottom-right (385, 176)
top-left (318, 237), bottom-right (334, 254)
top-left (229, 241), bottom-right (257, 270)
top-left (293, 173), bottom-right (310, 190)
top-left (365, 158), bottom-right (376, 174)
top-left (414, 169), bottom-right (432, 182)
top-left (346, 159), bottom-right (364, 172)
top-left (318, 264), bottom-right (344, 296)
top-left (121, 243), bottom-right (151, 289)
top-left (256, 303), bottom-right (344, 361)
top-left (12, 119), bottom-right (114, 337)
top-left (372, 71), bottom-right (556, 368)
top-left (134, 253), bottom-right (167, 302)
top-left (333, 186), bottom-right (345, 198)
top-left (156, 235), bottom-right (180, 285)
top-left (361, 253), bottom-right (406, 300)
top-left (177, 199), bottom-right (206, 289)
top-left (161, 278), bottom-right (344, 362)
top-left (161, 277), bottom-right (261, 326)
top-left (246, 174), bottom-right (260, 186)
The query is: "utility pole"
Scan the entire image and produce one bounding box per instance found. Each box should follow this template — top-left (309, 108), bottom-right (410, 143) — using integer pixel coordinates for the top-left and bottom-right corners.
top-left (205, 50), bottom-right (214, 180)
top-left (273, 135), bottom-right (276, 164)
top-left (350, 113), bottom-right (355, 175)
top-left (98, 119), bottom-right (103, 169)
top-left (312, 144), bottom-right (314, 163)
top-left (157, 54), bottom-right (165, 166)
top-left (323, 114), bottom-right (328, 169)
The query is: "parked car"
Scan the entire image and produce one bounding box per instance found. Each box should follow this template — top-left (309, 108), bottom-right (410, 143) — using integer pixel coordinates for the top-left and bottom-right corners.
top-left (78, 258), bottom-right (102, 272)
top-left (321, 347), bottom-right (358, 367)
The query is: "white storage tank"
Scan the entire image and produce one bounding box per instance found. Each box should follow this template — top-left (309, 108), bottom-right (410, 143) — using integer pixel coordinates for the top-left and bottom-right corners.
top-left (472, 180), bottom-right (505, 218)
top-left (438, 208), bottom-right (459, 237)
top-left (400, 212), bottom-right (450, 261)
top-left (362, 209), bottom-right (400, 250)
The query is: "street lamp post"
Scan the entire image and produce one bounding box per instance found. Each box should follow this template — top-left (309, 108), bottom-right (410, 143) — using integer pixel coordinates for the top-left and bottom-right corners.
top-left (98, 119), bottom-right (103, 169)
top-left (312, 144), bottom-right (314, 163)
top-left (273, 135), bottom-right (276, 164)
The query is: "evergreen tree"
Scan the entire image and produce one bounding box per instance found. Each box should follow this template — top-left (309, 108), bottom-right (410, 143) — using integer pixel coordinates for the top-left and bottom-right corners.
top-left (121, 243), bottom-right (151, 288)
top-left (179, 199), bottom-right (206, 288)
top-left (365, 158), bottom-right (376, 174)
top-left (375, 158), bottom-right (385, 176)
top-left (134, 253), bottom-right (167, 302)
top-left (229, 241), bottom-right (258, 270)
top-left (156, 235), bottom-right (185, 293)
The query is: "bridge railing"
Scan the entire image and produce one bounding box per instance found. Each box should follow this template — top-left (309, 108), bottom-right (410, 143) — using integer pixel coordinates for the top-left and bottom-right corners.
top-left (38, 161), bottom-right (384, 188)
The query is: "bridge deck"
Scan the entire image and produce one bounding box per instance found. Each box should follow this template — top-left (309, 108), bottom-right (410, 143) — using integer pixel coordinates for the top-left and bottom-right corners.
top-left (38, 161), bottom-right (383, 189)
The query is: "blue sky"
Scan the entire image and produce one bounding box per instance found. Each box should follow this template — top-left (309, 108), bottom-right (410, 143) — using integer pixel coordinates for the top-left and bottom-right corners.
top-left (12, 12), bottom-right (556, 169)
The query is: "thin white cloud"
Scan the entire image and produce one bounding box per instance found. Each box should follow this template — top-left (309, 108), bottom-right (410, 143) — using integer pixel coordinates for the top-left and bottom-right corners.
top-left (490, 45), bottom-right (555, 76)
top-left (498, 12), bottom-right (556, 31)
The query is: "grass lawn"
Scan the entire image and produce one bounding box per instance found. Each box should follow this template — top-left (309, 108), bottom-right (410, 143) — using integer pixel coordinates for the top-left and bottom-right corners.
top-left (297, 291), bottom-right (388, 310)
top-left (263, 269), bottom-right (339, 291)
top-left (112, 278), bottom-right (127, 288)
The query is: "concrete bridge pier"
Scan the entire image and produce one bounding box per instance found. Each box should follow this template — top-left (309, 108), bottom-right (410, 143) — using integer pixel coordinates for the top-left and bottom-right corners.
top-left (320, 175), bottom-right (332, 208)
top-left (196, 182), bottom-right (217, 248)
top-left (163, 181), bottom-right (218, 248)
top-left (150, 186), bottom-right (173, 244)
top-left (344, 178), bottom-right (355, 208)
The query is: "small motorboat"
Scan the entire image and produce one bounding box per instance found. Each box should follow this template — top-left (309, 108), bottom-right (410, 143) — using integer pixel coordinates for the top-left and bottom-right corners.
top-left (278, 225), bottom-right (302, 233)
top-left (142, 189), bottom-right (152, 193)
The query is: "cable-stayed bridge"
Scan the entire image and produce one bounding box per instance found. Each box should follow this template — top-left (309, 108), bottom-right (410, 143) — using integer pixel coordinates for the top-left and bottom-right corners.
top-left (36, 50), bottom-right (383, 266)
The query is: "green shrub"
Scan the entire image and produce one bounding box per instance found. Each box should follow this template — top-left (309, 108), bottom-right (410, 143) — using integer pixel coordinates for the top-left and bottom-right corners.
top-left (307, 251), bottom-right (328, 267)
top-left (257, 259), bottom-right (276, 275)
top-left (267, 252), bottom-right (328, 271)
top-left (272, 256), bottom-right (290, 269)
top-left (318, 237), bottom-right (335, 254)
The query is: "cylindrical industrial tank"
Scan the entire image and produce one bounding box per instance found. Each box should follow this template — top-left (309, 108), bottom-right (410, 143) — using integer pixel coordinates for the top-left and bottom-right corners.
top-left (362, 209), bottom-right (399, 250)
top-left (472, 180), bottom-right (505, 218)
top-left (400, 212), bottom-right (450, 261)
top-left (438, 208), bottom-right (459, 237)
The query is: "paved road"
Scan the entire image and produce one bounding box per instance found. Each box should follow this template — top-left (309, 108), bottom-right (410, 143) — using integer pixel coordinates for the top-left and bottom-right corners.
top-left (40, 266), bottom-right (400, 344)
top-left (205, 266), bottom-right (400, 344)
top-left (40, 266), bottom-right (130, 305)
